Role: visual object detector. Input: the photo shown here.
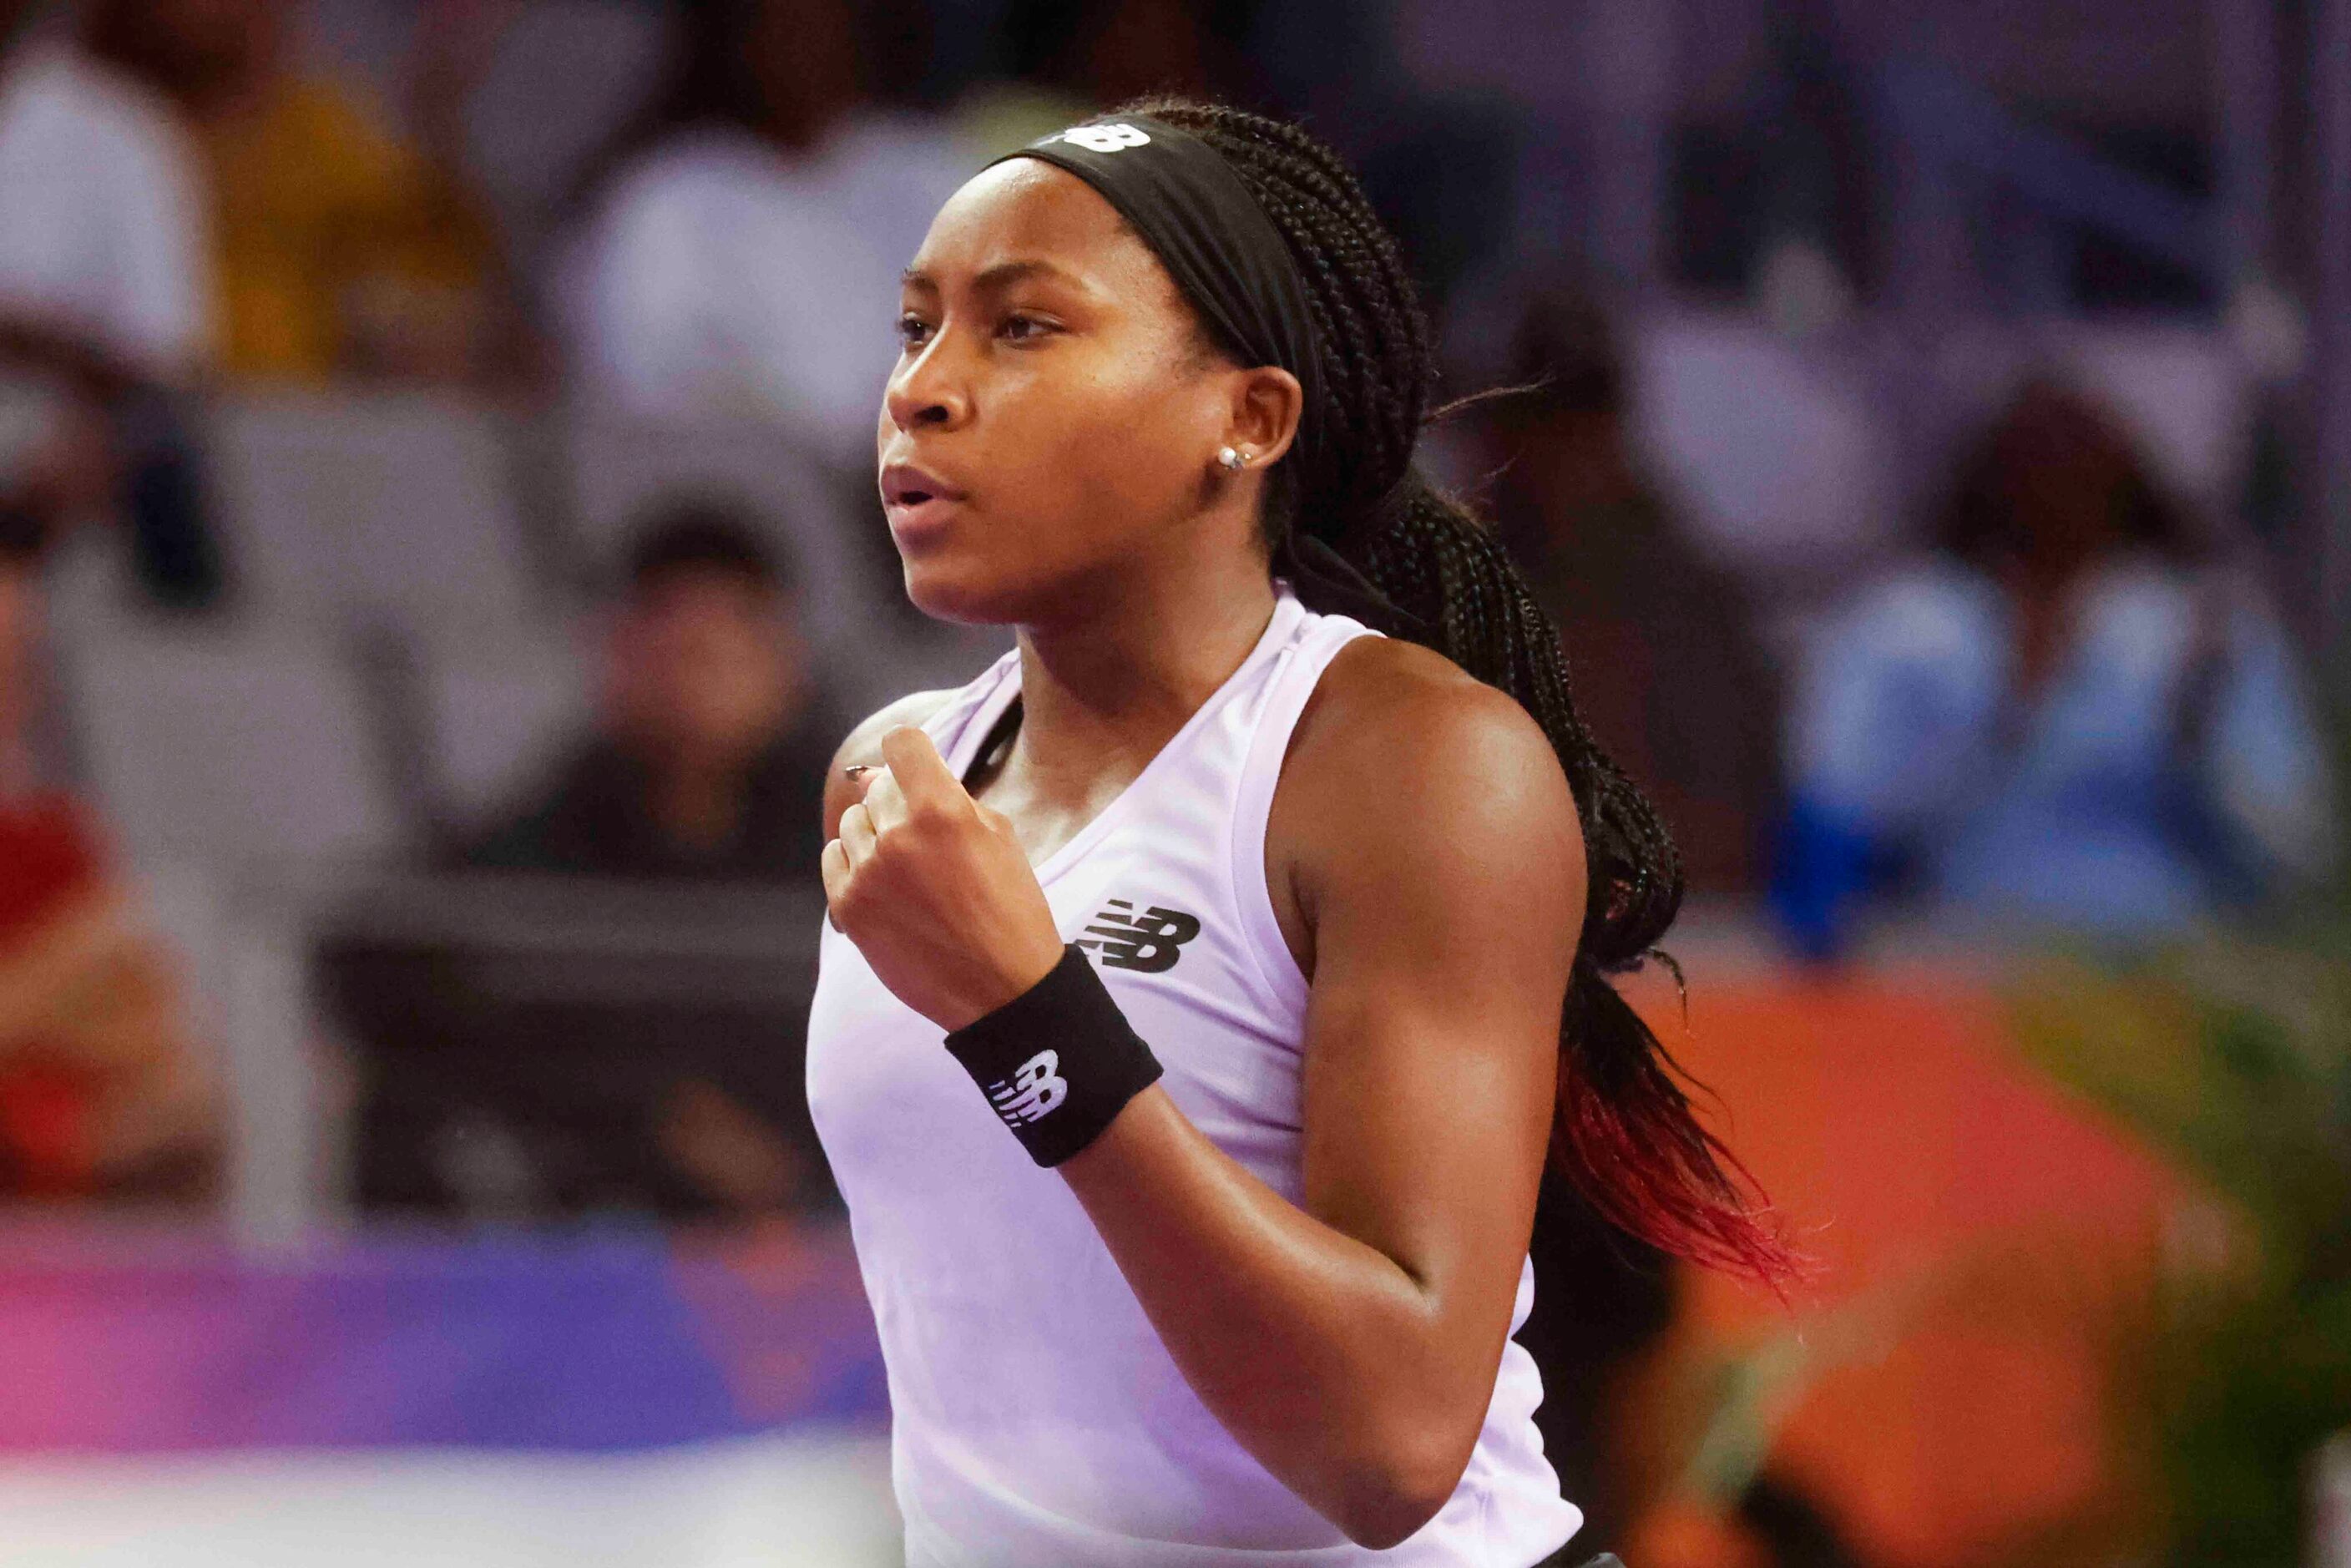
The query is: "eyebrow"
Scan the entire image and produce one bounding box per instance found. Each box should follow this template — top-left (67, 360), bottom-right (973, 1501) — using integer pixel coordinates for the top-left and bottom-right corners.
top-left (899, 258), bottom-right (1091, 295)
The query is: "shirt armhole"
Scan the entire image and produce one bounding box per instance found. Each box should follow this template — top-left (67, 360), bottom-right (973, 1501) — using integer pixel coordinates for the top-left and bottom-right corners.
top-left (1226, 620), bottom-right (1380, 1027)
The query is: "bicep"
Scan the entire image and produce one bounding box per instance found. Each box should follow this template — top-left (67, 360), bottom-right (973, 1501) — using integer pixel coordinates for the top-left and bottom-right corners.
top-left (1292, 690), bottom-right (1583, 1316)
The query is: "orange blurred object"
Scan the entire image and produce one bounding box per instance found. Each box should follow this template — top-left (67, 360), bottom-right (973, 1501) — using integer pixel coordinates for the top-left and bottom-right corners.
top-left (1626, 965), bottom-right (2178, 1567)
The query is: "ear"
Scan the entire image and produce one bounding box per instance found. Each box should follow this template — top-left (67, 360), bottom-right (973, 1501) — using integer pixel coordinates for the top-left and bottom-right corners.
top-left (1223, 365), bottom-right (1304, 468)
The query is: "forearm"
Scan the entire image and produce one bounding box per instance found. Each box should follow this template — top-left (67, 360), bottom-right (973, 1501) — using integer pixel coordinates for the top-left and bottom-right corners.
top-left (1059, 1086), bottom-right (1484, 1547)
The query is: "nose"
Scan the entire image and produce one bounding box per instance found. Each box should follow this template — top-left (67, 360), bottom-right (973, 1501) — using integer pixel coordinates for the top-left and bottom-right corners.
top-left (884, 331), bottom-right (972, 434)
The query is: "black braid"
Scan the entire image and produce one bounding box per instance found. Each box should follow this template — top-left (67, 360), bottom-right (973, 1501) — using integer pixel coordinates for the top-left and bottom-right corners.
top-left (1131, 98), bottom-right (1792, 1284)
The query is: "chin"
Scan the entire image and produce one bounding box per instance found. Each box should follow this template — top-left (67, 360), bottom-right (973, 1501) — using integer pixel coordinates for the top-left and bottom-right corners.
top-left (899, 556), bottom-right (1026, 627)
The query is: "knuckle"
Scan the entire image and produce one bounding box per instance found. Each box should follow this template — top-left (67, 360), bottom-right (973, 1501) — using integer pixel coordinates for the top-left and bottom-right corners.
top-left (831, 873), bottom-right (866, 916)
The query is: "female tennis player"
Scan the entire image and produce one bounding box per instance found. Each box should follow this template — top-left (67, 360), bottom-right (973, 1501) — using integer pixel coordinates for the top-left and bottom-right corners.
top-left (806, 99), bottom-right (1792, 1565)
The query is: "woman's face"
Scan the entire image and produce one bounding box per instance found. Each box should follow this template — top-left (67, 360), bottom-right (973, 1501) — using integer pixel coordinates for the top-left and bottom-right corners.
top-left (877, 160), bottom-right (1249, 625)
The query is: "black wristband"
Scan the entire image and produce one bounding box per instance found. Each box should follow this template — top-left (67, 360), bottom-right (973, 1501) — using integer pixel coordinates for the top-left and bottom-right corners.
top-left (943, 944), bottom-right (1164, 1167)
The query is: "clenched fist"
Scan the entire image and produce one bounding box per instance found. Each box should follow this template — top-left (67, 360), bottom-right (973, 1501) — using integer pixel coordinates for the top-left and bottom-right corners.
top-left (822, 726), bottom-right (1066, 1031)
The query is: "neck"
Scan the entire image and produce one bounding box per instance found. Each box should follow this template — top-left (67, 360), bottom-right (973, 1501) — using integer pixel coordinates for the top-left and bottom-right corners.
top-left (1008, 539), bottom-right (1279, 788)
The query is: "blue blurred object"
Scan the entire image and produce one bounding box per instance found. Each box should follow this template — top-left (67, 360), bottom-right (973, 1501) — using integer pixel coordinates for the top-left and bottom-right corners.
top-left (1767, 794), bottom-right (1883, 963)
top-left (1773, 556), bottom-right (2334, 957)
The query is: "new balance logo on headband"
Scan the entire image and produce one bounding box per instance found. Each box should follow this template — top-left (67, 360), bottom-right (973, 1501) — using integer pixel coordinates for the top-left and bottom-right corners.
top-left (1077, 900), bottom-right (1201, 974)
top-left (987, 1050), bottom-right (1069, 1125)
top-left (1042, 122), bottom-right (1152, 153)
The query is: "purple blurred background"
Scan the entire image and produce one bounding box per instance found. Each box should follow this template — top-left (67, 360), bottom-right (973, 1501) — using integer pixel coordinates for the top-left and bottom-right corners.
top-left (0, 2), bottom-right (2344, 1565)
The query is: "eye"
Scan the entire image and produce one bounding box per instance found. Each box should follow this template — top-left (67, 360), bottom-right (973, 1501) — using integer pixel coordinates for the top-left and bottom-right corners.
top-left (897, 313), bottom-right (934, 348)
top-left (999, 313), bottom-right (1057, 343)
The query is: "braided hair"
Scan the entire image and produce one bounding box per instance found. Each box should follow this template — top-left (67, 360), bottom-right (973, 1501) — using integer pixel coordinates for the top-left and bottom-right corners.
top-left (1134, 98), bottom-right (1795, 1286)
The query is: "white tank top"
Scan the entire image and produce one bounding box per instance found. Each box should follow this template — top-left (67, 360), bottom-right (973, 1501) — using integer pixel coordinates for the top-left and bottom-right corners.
top-left (806, 589), bottom-right (1583, 1566)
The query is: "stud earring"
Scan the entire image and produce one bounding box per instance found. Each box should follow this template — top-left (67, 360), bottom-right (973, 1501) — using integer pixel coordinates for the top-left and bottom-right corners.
top-left (1216, 446), bottom-right (1247, 473)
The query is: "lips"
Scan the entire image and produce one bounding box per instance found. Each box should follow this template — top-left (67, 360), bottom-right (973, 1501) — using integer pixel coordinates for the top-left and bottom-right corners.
top-left (881, 463), bottom-right (965, 509)
top-left (880, 462), bottom-right (968, 547)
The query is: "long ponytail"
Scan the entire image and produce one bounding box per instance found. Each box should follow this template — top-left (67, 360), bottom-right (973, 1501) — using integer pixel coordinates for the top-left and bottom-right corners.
top-left (1137, 98), bottom-right (1797, 1286)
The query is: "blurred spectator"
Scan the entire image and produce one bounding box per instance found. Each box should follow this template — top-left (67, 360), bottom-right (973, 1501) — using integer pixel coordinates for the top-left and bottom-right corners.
top-left (463, 504), bottom-right (840, 882)
top-left (557, 0), bottom-right (967, 456)
top-left (116, 0), bottom-right (508, 383)
top-left (0, 0), bottom-right (225, 609)
top-left (342, 505), bottom-right (842, 1223)
top-left (954, 0), bottom-right (1248, 156)
top-left (0, 0), bottom-right (210, 390)
top-left (1774, 380), bottom-right (2337, 957)
top-left (0, 513), bottom-right (217, 1202)
top-left (1480, 283), bottom-right (1781, 894)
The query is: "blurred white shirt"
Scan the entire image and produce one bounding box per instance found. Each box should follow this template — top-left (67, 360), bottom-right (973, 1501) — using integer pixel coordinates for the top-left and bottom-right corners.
top-left (0, 43), bottom-right (210, 378)
top-left (559, 115), bottom-right (968, 459)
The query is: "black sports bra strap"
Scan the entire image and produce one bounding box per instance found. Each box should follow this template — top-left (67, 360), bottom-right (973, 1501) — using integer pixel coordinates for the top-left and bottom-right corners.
top-left (962, 695), bottom-right (1024, 791)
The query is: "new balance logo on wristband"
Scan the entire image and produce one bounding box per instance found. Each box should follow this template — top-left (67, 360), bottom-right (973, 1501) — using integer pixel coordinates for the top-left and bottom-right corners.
top-left (945, 947), bottom-right (1165, 1167)
top-left (1077, 900), bottom-right (1201, 974)
top-left (987, 1050), bottom-right (1069, 1125)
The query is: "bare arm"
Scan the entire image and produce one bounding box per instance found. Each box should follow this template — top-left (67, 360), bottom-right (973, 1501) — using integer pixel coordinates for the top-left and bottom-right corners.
top-left (822, 645), bottom-right (1584, 1546)
top-left (1054, 646), bottom-right (1582, 1546)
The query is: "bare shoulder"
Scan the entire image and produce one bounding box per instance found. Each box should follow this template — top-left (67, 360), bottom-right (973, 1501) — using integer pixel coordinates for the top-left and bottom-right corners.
top-left (822, 689), bottom-right (963, 839)
top-left (1272, 635), bottom-right (1585, 931)
top-left (1287, 636), bottom-right (1572, 807)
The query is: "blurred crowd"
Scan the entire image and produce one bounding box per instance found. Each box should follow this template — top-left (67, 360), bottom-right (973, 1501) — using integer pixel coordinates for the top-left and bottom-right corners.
top-left (0, 7), bottom-right (2337, 1564)
top-left (0, 0), bottom-right (2336, 1208)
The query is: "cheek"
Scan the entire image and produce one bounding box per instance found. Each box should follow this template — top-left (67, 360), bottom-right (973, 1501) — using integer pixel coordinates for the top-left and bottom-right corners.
top-left (892, 341), bottom-right (1223, 623)
top-left (993, 358), bottom-right (1210, 544)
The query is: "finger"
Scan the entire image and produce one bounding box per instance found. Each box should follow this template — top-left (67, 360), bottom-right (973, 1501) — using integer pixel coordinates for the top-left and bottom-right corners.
top-left (838, 801), bottom-right (877, 866)
top-left (841, 762), bottom-right (882, 802)
top-left (820, 837), bottom-right (850, 922)
top-left (973, 800), bottom-right (1016, 837)
top-left (878, 726), bottom-right (966, 814)
top-left (861, 763), bottom-right (909, 832)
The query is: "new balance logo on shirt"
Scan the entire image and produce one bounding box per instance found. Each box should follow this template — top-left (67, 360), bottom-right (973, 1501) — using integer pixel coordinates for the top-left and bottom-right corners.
top-left (987, 1050), bottom-right (1069, 1125)
top-left (976, 900), bottom-right (1196, 1129)
top-left (1077, 900), bottom-right (1201, 974)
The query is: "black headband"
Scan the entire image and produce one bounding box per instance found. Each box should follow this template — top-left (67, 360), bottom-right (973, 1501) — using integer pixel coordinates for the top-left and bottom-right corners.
top-left (988, 115), bottom-right (1325, 472)
top-left (986, 115), bottom-right (1424, 638)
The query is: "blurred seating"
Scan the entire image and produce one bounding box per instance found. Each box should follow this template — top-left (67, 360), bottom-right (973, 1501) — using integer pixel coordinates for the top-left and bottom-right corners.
top-left (324, 873), bottom-right (834, 1224)
top-left (205, 389), bottom-right (542, 645)
top-left (58, 620), bottom-right (406, 879)
top-left (417, 634), bottom-right (589, 834)
top-left (1627, 313), bottom-right (1898, 606)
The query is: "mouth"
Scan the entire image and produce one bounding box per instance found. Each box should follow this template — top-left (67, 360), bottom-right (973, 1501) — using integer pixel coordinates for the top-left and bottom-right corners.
top-left (879, 462), bottom-right (968, 544)
top-left (881, 463), bottom-right (967, 508)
